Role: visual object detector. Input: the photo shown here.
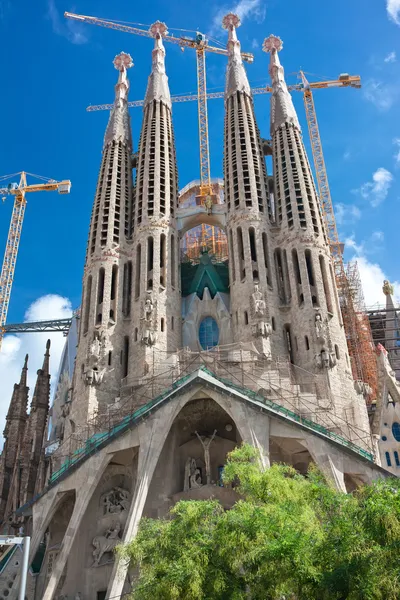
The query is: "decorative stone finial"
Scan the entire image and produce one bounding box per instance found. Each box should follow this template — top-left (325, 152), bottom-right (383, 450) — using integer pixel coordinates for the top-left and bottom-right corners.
top-left (113, 52), bottom-right (133, 71)
top-left (222, 12), bottom-right (241, 30)
top-left (149, 21), bottom-right (168, 38)
top-left (383, 279), bottom-right (394, 296)
top-left (262, 34), bottom-right (283, 53)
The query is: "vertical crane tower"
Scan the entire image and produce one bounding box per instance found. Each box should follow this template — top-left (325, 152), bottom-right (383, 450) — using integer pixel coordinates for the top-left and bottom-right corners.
top-left (0, 172), bottom-right (71, 350)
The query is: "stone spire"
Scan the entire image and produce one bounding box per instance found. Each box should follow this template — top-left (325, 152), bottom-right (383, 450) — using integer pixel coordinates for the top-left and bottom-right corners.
top-left (222, 13), bottom-right (278, 357)
top-left (70, 51), bottom-right (135, 432)
top-left (18, 341), bottom-right (51, 507)
top-left (144, 22), bottom-right (171, 108)
top-left (0, 355), bottom-right (29, 521)
top-left (130, 22), bottom-right (181, 379)
top-left (263, 35), bottom-right (300, 134)
top-left (3, 355), bottom-right (29, 434)
top-left (104, 52), bottom-right (133, 148)
top-left (222, 13), bottom-right (251, 98)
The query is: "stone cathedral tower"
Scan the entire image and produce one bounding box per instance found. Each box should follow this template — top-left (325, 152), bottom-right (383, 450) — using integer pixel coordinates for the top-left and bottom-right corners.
top-left (69, 52), bottom-right (135, 430)
top-left (263, 34), bottom-right (369, 429)
top-left (223, 14), bottom-right (281, 358)
top-left (131, 22), bottom-right (180, 379)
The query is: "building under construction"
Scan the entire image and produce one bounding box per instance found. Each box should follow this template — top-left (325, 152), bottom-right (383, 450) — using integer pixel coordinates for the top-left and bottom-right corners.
top-left (0, 12), bottom-right (398, 600)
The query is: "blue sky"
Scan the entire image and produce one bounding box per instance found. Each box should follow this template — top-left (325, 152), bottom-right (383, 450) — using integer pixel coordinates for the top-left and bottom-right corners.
top-left (0, 0), bottom-right (400, 419)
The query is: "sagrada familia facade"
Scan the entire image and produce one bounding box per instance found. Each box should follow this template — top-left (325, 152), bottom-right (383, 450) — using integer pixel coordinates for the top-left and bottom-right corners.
top-left (0, 13), bottom-right (399, 600)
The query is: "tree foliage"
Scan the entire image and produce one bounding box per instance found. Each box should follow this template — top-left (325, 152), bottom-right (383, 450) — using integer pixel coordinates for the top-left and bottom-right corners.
top-left (119, 444), bottom-right (400, 599)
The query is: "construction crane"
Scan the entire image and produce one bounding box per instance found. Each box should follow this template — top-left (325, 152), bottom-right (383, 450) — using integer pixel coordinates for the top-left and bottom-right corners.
top-left (64, 11), bottom-right (253, 202)
top-left (299, 71), bottom-right (377, 400)
top-left (85, 75), bottom-right (361, 112)
top-left (0, 172), bottom-right (71, 351)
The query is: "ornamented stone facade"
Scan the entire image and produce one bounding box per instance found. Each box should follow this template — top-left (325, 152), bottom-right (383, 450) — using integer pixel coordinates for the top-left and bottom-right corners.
top-left (0, 14), bottom-right (397, 600)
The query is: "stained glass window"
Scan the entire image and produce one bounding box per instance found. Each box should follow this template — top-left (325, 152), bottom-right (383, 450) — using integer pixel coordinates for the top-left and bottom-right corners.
top-left (386, 452), bottom-right (392, 467)
top-left (392, 422), bottom-right (400, 442)
top-left (199, 317), bottom-right (219, 350)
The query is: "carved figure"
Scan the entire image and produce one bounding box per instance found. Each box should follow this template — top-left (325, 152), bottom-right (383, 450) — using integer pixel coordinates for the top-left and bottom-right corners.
top-left (190, 468), bottom-right (203, 489)
top-left (101, 487), bottom-right (131, 515)
top-left (140, 293), bottom-right (157, 346)
top-left (315, 350), bottom-right (336, 369)
top-left (383, 279), bottom-right (394, 296)
top-left (204, 195), bottom-right (213, 215)
top-left (184, 457), bottom-right (203, 490)
top-left (84, 367), bottom-right (105, 386)
top-left (90, 334), bottom-right (101, 358)
top-left (314, 313), bottom-right (327, 343)
top-left (252, 284), bottom-right (266, 317)
top-left (92, 522), bottom-right (121, 567)
top-left (195, 430), bottom-right (217, 485)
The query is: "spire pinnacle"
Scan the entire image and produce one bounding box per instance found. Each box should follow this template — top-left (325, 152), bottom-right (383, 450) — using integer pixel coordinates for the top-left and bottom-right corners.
top-left (263, 34), bottom-right (300, 134)
top-left (113, 51), bottom-right (133, 106)
top-left (20, 354), bottom-right (28, 387)
top-left (144, 21), bottom-right (171, 107)
top-left (103, 52), bottom-right (133, 148)
top-left (222, 13), bottom-right (251, 98)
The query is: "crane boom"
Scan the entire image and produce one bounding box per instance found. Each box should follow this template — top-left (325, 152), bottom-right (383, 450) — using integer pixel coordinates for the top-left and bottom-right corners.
top-left (0, 172), bottom-right (71, 351)
top-left (64, 12), bottom-right (254, 62)
top-left (86, 76), bottom-right (361, 112)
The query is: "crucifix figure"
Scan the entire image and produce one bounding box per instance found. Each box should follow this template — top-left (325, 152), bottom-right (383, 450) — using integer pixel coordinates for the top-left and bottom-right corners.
top-left (195, 429), bottom-right (217, 484)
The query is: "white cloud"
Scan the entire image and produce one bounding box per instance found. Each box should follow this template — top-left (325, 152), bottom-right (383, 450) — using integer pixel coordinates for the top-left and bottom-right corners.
top-left (387, 0), bottom-right (400, 25)
top-left (371, 230), bottom-right (385, 242)
top-left (47, 0), bottom-right (88, 45)
top-left (356, 256), bottom-right (400, 306)
top-left (344, 235), bottom-right (400, 306)
top-left (363, 79), bottom-right (397, 110)
top-left (209, 0), bottom-right (266, 37)
top-left (335, 203), bottom-right (361, 225)
top-left (384, 51), bottom-right (397, 63)
top-left (393, 138), bottom-right (400, 165)
top-left (251, 38), bottom-right (259, 49)
top-left (0, 295), bottom-right (72, 447)
top-left (355, 167), bottom-right (393, 207)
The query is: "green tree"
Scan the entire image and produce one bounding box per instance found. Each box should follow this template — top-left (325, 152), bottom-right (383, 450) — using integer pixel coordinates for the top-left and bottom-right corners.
top-left (119, 444), bottom-right (400, 599)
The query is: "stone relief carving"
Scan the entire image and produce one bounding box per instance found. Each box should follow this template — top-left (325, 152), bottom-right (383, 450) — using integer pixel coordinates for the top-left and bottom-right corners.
top-left (83, 366), bottom-right (105, 386)
top-left (101, 487), bottom-right (131, 515)
top-left (83, 329), bottom-right (109, 386)
top-left (314, 313), bottom-right (327, 343)
top-left (314, 350), bottom-right (336, 370)
top-left (140, 292), bottom-right (158, 346)
top-left (251, 284), bottom-right (272, 339)
top-left (92, 521), bottom-right (121, 567)
top-left (184, 457), bottom-right (202, 491)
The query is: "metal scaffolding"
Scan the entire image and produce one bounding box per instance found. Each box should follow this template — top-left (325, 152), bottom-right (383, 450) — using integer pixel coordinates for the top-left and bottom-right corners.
top-left (343, 262), bottom-right (378, 402)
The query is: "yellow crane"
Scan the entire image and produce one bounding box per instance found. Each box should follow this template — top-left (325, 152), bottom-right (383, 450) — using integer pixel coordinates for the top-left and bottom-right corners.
top-left (64, 11), bottom-right (253, 202)
top-left (0, 172), bottom-right (71, 350)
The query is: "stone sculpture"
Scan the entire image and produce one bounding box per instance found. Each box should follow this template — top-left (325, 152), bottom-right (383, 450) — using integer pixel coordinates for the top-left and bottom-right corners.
top-left (195, 430), bottom-right (217, 485)
top-left (141, 292), bottom-right (157, 346)
top-left (101, 487), bottom-right (131, 515)
top-left (92, 521), bottom-right (121, 567)
top-left (184, 457), bottom-right (203, 491)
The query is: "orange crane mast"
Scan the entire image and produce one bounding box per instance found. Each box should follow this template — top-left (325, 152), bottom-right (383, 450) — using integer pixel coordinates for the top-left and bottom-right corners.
top-left (0, 172), bottom-right (71, 351)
